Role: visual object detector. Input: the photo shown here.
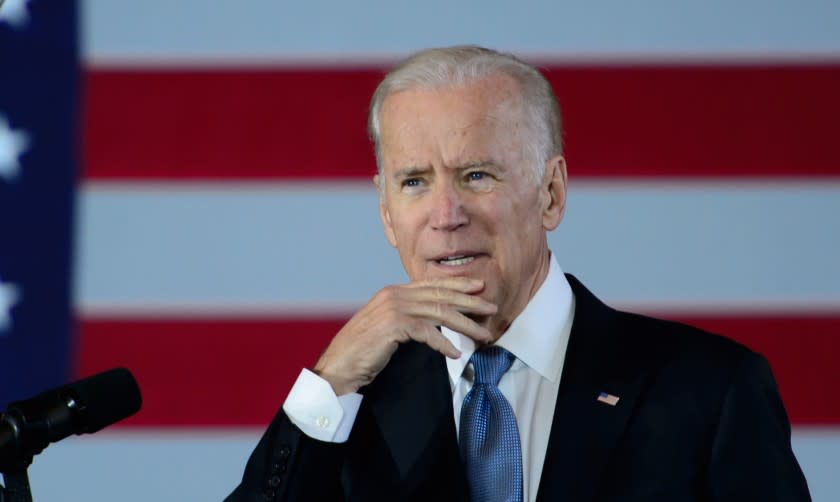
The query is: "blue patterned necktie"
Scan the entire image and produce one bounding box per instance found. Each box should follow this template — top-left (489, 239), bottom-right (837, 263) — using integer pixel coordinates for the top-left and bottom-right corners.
top-left (459, 346), bottom-right (523, 502)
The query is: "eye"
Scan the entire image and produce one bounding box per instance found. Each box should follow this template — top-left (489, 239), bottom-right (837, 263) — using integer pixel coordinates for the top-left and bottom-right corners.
top-left (466, 171), bottom-right (491, 182)
top-left (400, 177), bottom-right (426, 192)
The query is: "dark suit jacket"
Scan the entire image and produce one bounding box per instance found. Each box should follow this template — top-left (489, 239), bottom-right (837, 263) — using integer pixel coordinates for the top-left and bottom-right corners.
top-left (227, 275), bottom-right (810, 501)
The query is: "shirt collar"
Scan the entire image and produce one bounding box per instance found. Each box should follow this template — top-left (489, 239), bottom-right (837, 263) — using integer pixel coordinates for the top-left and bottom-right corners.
top-left (442, 252), bottom-right (574, 385)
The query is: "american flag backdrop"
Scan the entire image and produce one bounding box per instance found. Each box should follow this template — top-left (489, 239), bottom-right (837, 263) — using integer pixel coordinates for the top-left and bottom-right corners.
top-left (1, 0), bottom-right (839, 500)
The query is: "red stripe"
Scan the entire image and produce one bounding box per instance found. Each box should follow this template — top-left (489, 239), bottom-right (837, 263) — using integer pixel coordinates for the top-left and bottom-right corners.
top-left (76, 315), bottom-right (840, 427)
top-left (75, 319), bottom-right (342, 427)
top-left (82, 65), bottom-right (840, 180)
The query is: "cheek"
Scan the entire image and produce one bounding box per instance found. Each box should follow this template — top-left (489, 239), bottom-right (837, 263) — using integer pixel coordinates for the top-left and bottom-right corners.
top-left (493, 195), bottom-right (542, 264)
top-left (388, 209), bottom-right (424, 254)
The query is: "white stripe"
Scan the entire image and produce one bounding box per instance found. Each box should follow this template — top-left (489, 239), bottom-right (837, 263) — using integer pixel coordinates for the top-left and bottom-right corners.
top-left (792, 427), bottom-right (840, 501)
top-left (28, 430), bottom-right (256, 502)
top-left (75, 181), bottom-right (403, 316)
top-left (75, 180), bottom-right (840, 316)
top-left (81, 0), bottom-right (840, 64)
top-left (26, 427), bottom-right (840, 502)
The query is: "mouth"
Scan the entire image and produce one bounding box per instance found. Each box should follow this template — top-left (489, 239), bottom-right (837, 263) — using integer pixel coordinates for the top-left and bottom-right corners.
top-left (431, 251), bottom-right (485, 267)
top-left (436, 255), bottom-right (476, 266)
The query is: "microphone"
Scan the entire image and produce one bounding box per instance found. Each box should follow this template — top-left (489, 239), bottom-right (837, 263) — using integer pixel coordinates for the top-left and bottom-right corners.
top-left (0, 368), bottom-right (142, 471)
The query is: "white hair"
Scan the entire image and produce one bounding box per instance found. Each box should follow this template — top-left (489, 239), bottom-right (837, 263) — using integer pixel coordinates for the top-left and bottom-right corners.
top-left (368, 45), bottom-right (563, 186)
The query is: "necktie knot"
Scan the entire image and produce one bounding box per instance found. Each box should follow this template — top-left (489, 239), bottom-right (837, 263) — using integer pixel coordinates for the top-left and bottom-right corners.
top-left (470, 346), bottom-right (515, 386)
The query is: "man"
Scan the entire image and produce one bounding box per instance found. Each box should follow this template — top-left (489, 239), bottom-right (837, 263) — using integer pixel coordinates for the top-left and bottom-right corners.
top-left (227, 46), bottom-right (810, 501)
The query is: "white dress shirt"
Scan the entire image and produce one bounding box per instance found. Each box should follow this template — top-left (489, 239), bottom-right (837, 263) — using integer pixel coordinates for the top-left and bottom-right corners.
top-left (283, 253), bottom-right (575, 502)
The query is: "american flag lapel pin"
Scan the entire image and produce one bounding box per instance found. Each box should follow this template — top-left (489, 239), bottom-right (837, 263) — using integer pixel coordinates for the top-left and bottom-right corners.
top-left (597, 391), bottom-right (620, 406)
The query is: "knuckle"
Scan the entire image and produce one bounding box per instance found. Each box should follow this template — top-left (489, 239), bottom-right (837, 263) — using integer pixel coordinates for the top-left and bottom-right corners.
top-left (433, 287), bottom-right (451, 302)
top-left (377, 286), bottom-right (397, 301)
top-left (408, 319), bottom-right (426, 334)
top-left (392, 328), bottom-right (410, 343)
top-left (412, 321), bottom-right (434, 342)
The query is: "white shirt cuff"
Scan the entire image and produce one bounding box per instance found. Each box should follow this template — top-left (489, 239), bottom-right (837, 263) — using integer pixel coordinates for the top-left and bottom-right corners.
top-left (282, 368), bottom-right (363, 443)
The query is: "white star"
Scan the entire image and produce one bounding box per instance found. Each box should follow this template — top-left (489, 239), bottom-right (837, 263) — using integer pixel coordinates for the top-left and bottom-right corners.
top-left (0, 279), bottom-right (20, 333)
top-left (0, 0), bottom-right (30, 29)
top-left (0, 115), bottom-right (30, 181)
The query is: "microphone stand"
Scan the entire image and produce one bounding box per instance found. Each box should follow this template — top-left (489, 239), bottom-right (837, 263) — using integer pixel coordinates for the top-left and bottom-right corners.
top-left (0, 419), bottom-right (35, 502)
top-left (0, 447), bottom-right (34, 502)
top-left (0, 468), bottom-right (33, 502)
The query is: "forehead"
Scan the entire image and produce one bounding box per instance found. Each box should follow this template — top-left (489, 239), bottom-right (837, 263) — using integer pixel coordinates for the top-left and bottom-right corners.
top-left (380, 73), bottom-right (522, 125)
top-left (378, 75), bottom-right (525, 164)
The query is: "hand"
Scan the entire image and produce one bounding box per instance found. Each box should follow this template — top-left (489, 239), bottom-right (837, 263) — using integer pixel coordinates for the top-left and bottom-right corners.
top-left (313, 277), bottom-right (497, 395)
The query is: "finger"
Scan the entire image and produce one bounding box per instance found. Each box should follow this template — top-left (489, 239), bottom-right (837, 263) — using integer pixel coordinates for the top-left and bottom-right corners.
top-left (408, 324), bottom-right (462, 359)
top-left (405, 277), bottom-right (485, 293)
top-left (406, 302), bottom-right (493, 342)
top-left (403, 286), bottom-right (498, 315)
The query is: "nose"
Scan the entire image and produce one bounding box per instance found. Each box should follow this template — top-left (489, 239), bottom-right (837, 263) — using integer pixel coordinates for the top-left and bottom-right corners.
top-left (429, 182), bottom-right (468, 231)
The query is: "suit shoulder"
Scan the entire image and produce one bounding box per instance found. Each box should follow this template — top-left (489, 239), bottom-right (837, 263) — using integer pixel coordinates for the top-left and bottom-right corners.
top-left (613, 308), bottom-right (762, 380)
top-left (565, 273), bottom-right (758, 374)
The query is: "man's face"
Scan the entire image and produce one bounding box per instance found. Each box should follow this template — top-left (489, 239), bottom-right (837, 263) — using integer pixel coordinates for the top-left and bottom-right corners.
top-left (375, 74), bottom-right (566, 335)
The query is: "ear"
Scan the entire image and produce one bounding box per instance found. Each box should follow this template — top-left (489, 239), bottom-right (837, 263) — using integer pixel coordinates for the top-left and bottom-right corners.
top-left (374, 174), bottom-right (398, 248)
top-left (540, 155), bottom-right (567, 231)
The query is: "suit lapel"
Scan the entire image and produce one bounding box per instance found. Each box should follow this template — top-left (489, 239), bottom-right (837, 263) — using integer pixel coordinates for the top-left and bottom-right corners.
top-left (536, 275), bottom-right (652, 501)
top-left (365, 342), bottom-right (464, 493)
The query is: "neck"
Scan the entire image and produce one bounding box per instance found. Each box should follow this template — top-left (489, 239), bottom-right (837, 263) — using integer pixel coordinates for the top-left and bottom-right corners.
top-left (487, 247), bottom-right (552, 342)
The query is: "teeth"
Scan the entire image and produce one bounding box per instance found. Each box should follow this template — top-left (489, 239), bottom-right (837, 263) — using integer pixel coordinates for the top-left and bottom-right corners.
top-left (438, 256), bottom-right (475, 266)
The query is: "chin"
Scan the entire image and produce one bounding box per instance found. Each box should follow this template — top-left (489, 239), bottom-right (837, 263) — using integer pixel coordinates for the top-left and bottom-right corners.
top-left (465, 312), bottom-right (494, 333)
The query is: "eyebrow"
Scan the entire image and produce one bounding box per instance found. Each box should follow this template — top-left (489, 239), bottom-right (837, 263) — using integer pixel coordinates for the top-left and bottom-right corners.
top-left (456, 160), bottom-right (497, 170)
top-left (392, 166), bottom-right (432, 180)
top-left (393, 160), bottom-right (497, 179)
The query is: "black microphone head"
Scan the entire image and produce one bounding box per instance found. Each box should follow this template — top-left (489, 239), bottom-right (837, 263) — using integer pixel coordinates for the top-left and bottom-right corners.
top-left (66, 368), bottom-right (142, 434)
top-left (1, 368), bottom-right (143, 470)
